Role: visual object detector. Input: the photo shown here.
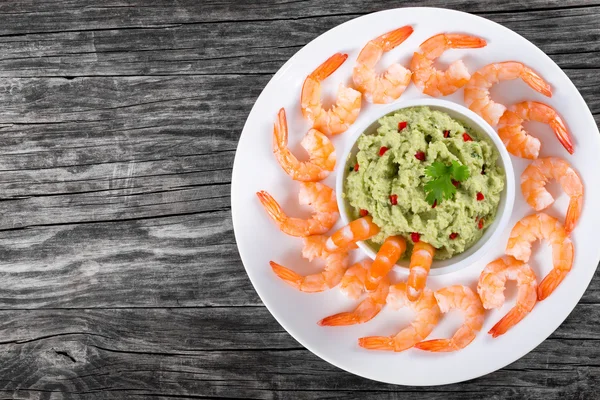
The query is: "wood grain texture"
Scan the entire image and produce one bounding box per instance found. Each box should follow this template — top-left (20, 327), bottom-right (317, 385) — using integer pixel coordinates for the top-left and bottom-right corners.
top-left (0, 0), bottom-right (598, 398)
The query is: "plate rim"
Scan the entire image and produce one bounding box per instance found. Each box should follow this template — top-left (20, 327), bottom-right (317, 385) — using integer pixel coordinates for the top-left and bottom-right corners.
top-left (231, 6), bottom-right (600, 386)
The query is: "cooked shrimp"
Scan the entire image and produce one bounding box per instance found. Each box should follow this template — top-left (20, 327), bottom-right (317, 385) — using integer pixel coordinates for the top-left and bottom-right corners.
top-left (521, 157), bottom-right (583, 233)
top-left (352, 25), bottom-right (414, 104)
top-left (415, 285), bottom-right (484, 352)
top-left (505, 213), bottom-right (574, 300)
top-left (318, 260), bottom-right (390, 326)
top-left (364, 236), bottom-right (407, 291)
top-left (497, 101), bottom-right (573, 159)
top-left (325, 216), bottom-right (380, 253)
top-left (272, 108), bottom-right (335, 181)
top-left (358, 283), bottom-right (441, 352)
top-left (477, 256), bottom-right (538, 338)
top-left (407, 241), bottom-right (435, 301)
top-left (411, 33), bottom-right (487, 97)
top-left (301, 53), bottom-right (362, 136)
top-left (270, 235), bottom-right (349, 292)
top-left (464, 62), bottom-right (552, 126)
top-left (256, 182), bottom-right (338, 237)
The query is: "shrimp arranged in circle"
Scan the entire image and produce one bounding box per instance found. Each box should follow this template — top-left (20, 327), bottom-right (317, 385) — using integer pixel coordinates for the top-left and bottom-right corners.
top-left (415, 285), bottom-right (484, 352)
top-left (272, 108), bottom-right (335, 181)
top-left (407, 241), bottom-right (436, 301)
top-left (364, 236), bottom-right (407, 291)
top-left (411, 33), bottom-right (487, 97)
top-left (318, 259), bottom-right (390, 326)
top-left (352, 25), bottom-right (414, 104)
top-left (464, 62), bottom-right (552, 126)
top-left (256, 182), bottom-right (339, 237)
top-left (521, 157), bottom-right (583, 234)
top-left (301, 53), bottom-right (362, 136)
top-left (477, 256), bottom-right (538, 338)
top-left (497, 101), bottom-right (573, 159)
top-left (325, 215), bottom-right (380, 253)
top-left (358, 283), bottom-right (441, 352)
top-left (270, 235), bottom-right (349, 293)
top-left (505, 213), bottom-right (574, 301)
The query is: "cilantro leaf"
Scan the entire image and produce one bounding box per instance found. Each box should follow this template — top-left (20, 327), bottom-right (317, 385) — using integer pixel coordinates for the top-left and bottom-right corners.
top-left (450, 160), bottom-right (470, 181)
top-left (423, 160), bottom-right (470, 206)
top-left (424, 161), bottom-right (448, 179)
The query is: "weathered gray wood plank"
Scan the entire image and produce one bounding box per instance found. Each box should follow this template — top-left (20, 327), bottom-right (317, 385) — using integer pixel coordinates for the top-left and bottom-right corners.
top-left (0, 307), bottom-right (597, 398)
top-left (0, 5), bottom-right (597, 79)
top-left (0, 212), bottom-right (263, 309)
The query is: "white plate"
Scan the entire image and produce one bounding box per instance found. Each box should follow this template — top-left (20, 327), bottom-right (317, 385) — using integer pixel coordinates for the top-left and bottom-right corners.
top-left (231, 7), bottom-right (600, 386)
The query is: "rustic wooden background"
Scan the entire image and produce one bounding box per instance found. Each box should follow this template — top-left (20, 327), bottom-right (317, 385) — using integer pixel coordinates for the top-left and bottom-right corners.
top-left (0, 0), bottom-right (598, 398)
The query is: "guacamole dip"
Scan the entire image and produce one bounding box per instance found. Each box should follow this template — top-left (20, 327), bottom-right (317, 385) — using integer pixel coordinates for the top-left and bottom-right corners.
top-left (344, 106), bottom-right (505, 259)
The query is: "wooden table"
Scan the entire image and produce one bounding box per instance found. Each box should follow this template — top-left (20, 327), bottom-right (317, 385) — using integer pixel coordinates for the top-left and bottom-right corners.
top-left (0, 1), bottom-right (597, 398)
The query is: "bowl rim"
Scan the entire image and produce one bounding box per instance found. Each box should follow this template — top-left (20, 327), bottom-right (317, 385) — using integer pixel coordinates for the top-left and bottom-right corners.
top-left (335, 98), bottom-right (516, 276)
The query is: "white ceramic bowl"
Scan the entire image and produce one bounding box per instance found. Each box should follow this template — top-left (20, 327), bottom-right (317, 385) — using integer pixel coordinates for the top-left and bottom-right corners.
top-left (335, 98), bottom-right (515, 275)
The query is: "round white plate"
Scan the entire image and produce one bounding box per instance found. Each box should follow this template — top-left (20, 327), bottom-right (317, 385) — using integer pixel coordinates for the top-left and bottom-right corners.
top-left (231, 7), bottom-right (600, 386)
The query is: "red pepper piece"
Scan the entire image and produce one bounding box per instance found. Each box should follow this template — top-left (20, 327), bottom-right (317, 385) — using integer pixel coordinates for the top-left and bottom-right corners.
top-left (415, 151), bottom-right (426, 161)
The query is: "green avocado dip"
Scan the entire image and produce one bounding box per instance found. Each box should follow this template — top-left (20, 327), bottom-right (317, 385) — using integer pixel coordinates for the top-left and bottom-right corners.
top-left (344, 106), bottom-right (505, 260)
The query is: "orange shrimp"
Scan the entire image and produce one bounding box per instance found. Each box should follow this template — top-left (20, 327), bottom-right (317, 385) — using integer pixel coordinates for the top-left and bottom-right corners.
top-left (272, 108), bottom-right (335, 181)
top-left (364, 236), bottom-right (407, 291)
top-left (270, 235), bottom-right (349, 292)
top-left (301, 53), bottom-right (362, 135)
top-left (505, 213), bottom-right (574, 301)
top-left (318, 259), bottom-right (390, 326)
top-left (256, 182), bottom-right (338, 237)
top-left (324, 216), bottom-right (380, 253)
top-left (464, 62), bottom-right (552, 126)
top-left (352, 25), bottom-right (414, 104)
top-left (407, 241), bottom-right (435, 301)
top-left (521, 157), bottom-right (583, 234)
top-left (358, 283), bottom-right (441, 352)
top-left (477, 256), bottom-right (538, 338)
top-left (411, 33), bottom-right (487, 97)
top-left (497, 101), bottom-right (573, 159)
top-left (415, 285), bottom-right (484, 352)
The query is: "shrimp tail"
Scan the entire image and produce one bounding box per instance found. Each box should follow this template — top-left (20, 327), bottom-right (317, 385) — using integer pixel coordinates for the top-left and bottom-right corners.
top-left (537, 268), bottom-right (569, 300)
top-left (318, 312), bottom-right (360, 326)
top-left (521, 67), bottom-right (552, 97)
top-left (256, 191), bottom-right (285, 226)
top-left (274, 108), bottom-right (288, 147)
top-left (565, 195), bottom-right (583, 234)
top-left (488, 305), bottom-right (528, 338)
top-left (310, 53), bottom-right (348, 80)
top-left (549, 117), bottom-right (574, 155)
top-left (376, 25), bottom-right (414, 51)
top-left (414, 339), bottom-right (455, 352)
top-left (447, 34), bottom-right (487, 48)
top-left (358, 336), bottom-right (395, 351)
top-left (270, 261), bottom-right (302, 290)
